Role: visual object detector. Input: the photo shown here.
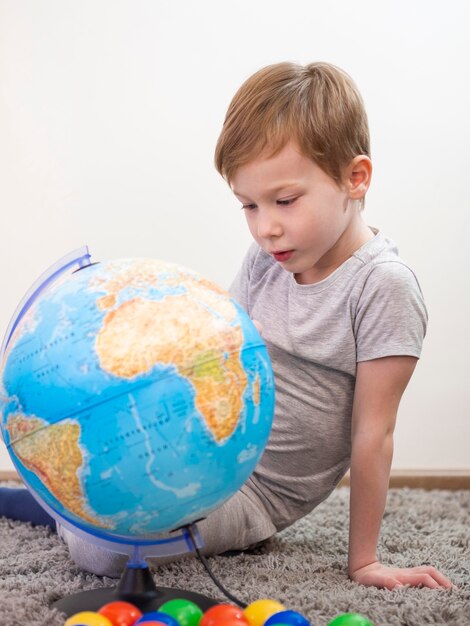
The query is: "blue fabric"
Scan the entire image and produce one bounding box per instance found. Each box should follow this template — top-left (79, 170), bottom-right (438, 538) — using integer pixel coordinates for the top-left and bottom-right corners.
top-left (0, 487), bottom-right (56, 529)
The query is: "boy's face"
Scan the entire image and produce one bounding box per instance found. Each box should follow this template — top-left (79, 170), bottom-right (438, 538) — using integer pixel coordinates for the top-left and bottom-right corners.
top-left (231, 142), bottom-right (372, 284)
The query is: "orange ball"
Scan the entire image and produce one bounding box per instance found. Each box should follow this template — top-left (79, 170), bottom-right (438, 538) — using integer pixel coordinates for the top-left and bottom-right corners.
top-left (243, 600), bottom-right (285, 626)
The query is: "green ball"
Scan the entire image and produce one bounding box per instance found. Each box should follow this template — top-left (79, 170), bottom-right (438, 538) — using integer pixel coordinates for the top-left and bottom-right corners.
top-left (328, 614), bottom-right (374, 626)
top-left (158, 599), bottom-right (203, 626)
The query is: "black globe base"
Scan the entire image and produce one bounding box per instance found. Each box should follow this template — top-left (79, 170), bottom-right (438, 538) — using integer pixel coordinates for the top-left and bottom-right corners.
top-left (52, 564), bottom-right (218, 617)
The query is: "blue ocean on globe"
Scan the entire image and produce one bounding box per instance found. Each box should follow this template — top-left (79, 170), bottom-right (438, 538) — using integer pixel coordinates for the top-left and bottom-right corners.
top-left (0, 258), bottom-right (275, 542)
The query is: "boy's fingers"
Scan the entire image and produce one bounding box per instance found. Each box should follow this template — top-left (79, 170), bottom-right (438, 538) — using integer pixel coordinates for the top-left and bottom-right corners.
top-left (386, 578), bottom-right (403, 590)
top-left (404, 573), bottom-right (442, 589)
top-left (427, 568), bottom-right (453, 588)
top-left (410, 566), bottom-right (453, 588)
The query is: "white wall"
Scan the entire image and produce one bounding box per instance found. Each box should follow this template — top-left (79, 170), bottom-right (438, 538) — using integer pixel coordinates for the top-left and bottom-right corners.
top-left (1, 0), bottom-right (469, 471)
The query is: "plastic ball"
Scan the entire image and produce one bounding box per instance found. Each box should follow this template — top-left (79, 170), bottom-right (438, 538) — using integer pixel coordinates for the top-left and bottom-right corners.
top-left (98, 601), bottom-right (143, 626)
top-left (328, 614), bottom-right (374, 626)
top-left (64, 612), bottom-right (114, 626)
top-left (243, 599), bottom-right (285, 626)
top-left (264, 610), bottom-right (311, 626)
top-left (158, 599), bottom-right (203, 626)
top-left (200, 604), bottom-right (249, 626)
top-left (214, 619), bottom-right (252, 626)
top-left (205, 620), bottom-right (250, 626)
top-left (136, 613), bottom-right (180, 626)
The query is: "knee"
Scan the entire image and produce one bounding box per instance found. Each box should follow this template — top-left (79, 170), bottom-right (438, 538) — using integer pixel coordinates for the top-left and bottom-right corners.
top-left (71, 542), bottom-right (127, 577)
top-left (58, 526), bottom-right (127, 578)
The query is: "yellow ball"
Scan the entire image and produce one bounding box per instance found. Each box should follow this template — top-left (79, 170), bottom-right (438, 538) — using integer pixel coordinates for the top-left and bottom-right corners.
top-left (64, 611), bottom-right (114, 626)
top-left (244, 599), bottom-right (286, 626)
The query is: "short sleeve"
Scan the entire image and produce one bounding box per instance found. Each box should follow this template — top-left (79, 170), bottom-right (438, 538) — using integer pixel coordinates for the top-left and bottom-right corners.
top-left (354, 262), bottom-right (428, 362)
top-left (228, 242), bottom-right (260, 315)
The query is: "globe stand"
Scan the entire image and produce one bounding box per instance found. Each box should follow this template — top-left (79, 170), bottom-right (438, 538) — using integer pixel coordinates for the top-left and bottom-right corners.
top-left (52, 524), bottom-right (218, 617)
top-left (52, 562), bottom-right (218, 616)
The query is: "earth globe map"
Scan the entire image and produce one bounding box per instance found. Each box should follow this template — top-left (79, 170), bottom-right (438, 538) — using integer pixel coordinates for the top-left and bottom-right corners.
top-left (0, 253), bottom-right (275, 548)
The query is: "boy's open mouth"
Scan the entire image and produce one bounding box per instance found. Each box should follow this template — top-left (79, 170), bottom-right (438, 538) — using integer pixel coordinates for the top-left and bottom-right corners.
top-left (272, 250), bottom-right (293, 262)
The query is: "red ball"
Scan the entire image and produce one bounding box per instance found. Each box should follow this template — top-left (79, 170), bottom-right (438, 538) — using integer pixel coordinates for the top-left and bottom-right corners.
top-left (200, 604), bottom-right (249, 626)
top-left (207, 619), bottom-right (250, 626)
top-left (98, 601), bottom-right (143, 626)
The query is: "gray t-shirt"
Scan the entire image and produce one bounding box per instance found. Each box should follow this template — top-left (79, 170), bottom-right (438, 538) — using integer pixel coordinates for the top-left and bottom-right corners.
top-left (230, 229), bottom-right (428, 532)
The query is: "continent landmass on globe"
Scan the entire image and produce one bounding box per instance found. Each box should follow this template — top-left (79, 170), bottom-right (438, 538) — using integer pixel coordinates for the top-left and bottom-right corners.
top-left (94, 260), bottom-right (257, 441)
top-left (6, 414), bottom-right (108, 527)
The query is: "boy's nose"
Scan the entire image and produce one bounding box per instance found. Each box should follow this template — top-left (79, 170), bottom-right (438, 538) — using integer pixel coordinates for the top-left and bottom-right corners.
top-left (257, 211), bottom-right (283, 239)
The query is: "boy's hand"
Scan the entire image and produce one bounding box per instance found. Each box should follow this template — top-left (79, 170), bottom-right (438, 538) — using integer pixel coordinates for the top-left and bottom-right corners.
top-left (350, 561), bottom-right (453, 590)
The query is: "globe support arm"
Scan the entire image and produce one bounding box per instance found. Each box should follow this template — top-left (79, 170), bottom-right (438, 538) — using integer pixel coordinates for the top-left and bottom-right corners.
top-left (0, 246), bottom-right (92, 362)
top-left (55, 499), bottom-right (205, 564)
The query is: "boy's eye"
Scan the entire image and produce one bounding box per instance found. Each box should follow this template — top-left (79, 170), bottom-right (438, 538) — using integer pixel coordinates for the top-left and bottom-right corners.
top-left (242, 203), bottom-right (257, 211)
top-left (277, 197), bottom-right (296, 206)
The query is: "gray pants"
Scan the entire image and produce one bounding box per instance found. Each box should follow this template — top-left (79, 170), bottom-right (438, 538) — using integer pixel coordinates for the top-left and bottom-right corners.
top-left (58, 484), bottom-right (277, 577)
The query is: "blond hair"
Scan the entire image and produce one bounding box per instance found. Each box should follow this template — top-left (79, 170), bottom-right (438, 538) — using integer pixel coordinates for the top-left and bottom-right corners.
top-left (215, 61), bottom-right (370, 185)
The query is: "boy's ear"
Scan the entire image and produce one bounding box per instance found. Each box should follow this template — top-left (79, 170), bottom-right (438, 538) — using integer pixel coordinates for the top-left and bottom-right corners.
top-left (345, 155), bottom-right (372, 199)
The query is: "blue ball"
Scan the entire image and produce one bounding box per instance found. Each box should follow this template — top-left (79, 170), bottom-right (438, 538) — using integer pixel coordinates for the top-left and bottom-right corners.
top-left (264, 610), bottom-right (311, 626)
top-left (135, 611), bottom-right (180, 626)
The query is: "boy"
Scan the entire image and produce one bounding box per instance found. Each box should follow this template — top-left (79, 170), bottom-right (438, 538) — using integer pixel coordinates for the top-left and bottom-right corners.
top-left (211, 61), bottom-right (451, 590)
top-left (0, 62), bottom-right (452, 590)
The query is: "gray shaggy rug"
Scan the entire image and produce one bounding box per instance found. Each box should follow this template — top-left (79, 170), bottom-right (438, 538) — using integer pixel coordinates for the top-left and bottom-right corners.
top-left (0, 487), bottom-right (468, 626)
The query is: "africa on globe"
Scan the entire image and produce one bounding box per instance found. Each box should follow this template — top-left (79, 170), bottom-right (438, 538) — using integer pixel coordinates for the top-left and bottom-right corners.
top-left (0, 257), bottom-right (275, 542)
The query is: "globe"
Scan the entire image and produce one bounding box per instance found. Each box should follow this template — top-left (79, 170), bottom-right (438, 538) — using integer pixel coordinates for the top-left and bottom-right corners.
top-left (0, 256), bottom-right (275, 545)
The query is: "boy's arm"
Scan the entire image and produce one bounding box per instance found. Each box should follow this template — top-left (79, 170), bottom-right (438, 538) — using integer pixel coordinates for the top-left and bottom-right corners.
top-left (348, 355), bottom-right (452, 589)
